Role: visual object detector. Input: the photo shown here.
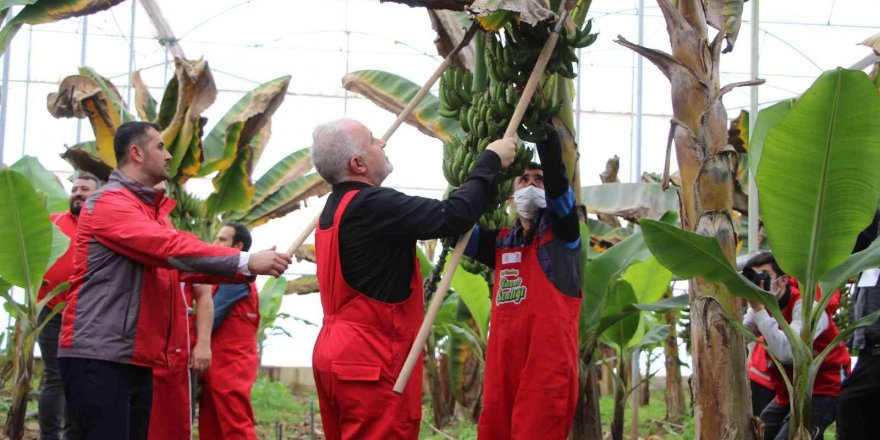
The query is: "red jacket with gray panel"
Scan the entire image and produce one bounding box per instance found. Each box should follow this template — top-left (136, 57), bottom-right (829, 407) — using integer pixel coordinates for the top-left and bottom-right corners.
top-left (59, 170), bottom-right (244, 368)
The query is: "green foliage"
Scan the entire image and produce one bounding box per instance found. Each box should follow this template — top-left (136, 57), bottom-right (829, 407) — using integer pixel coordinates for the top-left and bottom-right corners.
top-left (257, 276), bottom-right (289, 359)
top-left (9, 156), bottom-right (68, 214)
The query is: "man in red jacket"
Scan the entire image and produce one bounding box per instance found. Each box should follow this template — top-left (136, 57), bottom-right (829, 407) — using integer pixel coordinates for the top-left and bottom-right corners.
top-left (58, 121), bottom-right (291, 440)
top-left (199, 222), bottom-right (261, 440)
top-left (37, 172), bottom-right (100, 440)
top-left (742, 252), bottom-right (850, 440)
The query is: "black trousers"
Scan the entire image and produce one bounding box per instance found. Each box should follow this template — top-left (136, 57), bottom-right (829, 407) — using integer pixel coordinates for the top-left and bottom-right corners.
top-left (750, 379), bottom-right (776, 416)
top-left (760, 395), bottom-right (837, 440)
top-left (59, 357), bottom-right (153, 440)
top-left (37, 308), bottom-right (69, 440)
top-left (837, 352), bottom-right (880, 439)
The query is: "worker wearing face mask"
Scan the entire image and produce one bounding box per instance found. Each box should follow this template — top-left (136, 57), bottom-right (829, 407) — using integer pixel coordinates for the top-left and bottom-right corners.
top-left (463, 125), bottom-right (581, 440)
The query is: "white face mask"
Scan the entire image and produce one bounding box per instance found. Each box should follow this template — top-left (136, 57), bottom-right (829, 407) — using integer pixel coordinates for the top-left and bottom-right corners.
top-left (513, 186), bottom-right (546, 220)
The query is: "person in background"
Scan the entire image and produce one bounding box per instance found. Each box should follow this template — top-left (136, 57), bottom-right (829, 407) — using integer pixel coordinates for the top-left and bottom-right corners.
top-left (199, 222), bottom-right (260, 440)
top-left (37, 172), bottom-right (100, 440)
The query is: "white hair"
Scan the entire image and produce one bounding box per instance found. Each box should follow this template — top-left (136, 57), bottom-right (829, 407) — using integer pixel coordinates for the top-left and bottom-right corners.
top-left (310, 119), bottom-right (363, 185)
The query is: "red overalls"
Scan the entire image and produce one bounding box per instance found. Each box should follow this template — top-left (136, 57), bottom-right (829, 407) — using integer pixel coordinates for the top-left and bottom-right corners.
top-left (312, 190), bottom-right (424, 440)
top-left (768, 282), bottom-right (850, 405)
top-left (199, 282), bottom-right (260, 440)
top-left (478, 227), bottom-right (582, 440)
top-left (148, 282), bottom-right (194, 440)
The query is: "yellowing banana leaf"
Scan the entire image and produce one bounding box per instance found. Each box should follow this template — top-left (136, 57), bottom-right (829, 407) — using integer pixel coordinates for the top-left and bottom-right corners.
top-left (199, 75), bottom-right (290, 176)
top-left (294, 244), bottom-right (316, 264)
top-left (704, 0), bottom-right (745, 53)
top-left (59, 141), bottom-right (113, 181)
top-left (342, 70), bottom-right (464, 142)
top-left (204, 128), bottom-right (258, 216)
top-left (131, 70), bottom-right (157, 122)
top-left (0, 0), bottom-right (125, 54)
top-left (580, 182), bottom-right (679, 220)
top-left (469, 0), bottom-right (553, 26)
top-left (861, 32), bottom-right (880, 55)
top-left (235, 173), bottom-right (330, 228)
top-left (47, 74), bottom-right (124, 167)
top-left (476, 10), bottom-right (515, 31)
top-left (78, 66), bottom-right (133, 123)
top-left (157, 58), bottom-right (217, 182)
top-left (428, 10), bottom-right (476, 71)
top-left (251, 148), bottom-right (313, 211)
top-left (286, 275), bottom-right (318, 295)
top-left (9, 156), bottom-right (68, 213)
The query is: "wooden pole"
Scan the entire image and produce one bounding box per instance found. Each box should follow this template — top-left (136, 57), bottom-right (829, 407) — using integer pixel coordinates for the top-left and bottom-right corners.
top-left (393, 6), bottom-right (570, 394)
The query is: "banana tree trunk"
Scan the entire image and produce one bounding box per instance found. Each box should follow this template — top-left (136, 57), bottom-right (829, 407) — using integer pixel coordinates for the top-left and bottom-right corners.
top-left (4, 318), bottom-right (35, 440)
top-left (664, 301), bottom-right (686, 420)
top-left (572, 342), bottom-right (603, 440)
top-left (617, 1), bottom-right (761, 438)
top-left (425, 333), bottom-right (454, 428)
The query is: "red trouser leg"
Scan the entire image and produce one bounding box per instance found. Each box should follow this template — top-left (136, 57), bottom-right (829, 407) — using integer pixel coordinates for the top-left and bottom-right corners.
top-left (147, 362), bottom-right (191, 440)
top-left (314, 363), bottom-right (421, 440)
top-left (199, 367), bottom-right (257, 440)
top-left (197, 377), bottom-right (221, 440)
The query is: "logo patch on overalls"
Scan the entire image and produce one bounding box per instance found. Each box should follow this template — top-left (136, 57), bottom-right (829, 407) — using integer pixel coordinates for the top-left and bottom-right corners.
top-left (496, 269), bottom-right (527, 305)
top-left (501, 251), bottom-right (521, 264)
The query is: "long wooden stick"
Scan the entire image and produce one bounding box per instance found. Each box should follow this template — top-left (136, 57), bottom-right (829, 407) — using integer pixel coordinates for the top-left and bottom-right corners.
top-left (393, 7), bottom-right (571, 395)
top-left (285, 23), bottom-right (480, 258)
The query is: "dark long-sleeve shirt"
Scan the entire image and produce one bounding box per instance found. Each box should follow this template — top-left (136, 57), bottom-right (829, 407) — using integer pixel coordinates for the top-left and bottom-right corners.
top-left (319, 150), bottom-right (502, 303)
top-left (465, 130), bottom-right (581, 297)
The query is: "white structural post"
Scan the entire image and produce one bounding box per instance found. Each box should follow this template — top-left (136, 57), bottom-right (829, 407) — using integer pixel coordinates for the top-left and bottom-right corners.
top-left (633, 0), bottom-right (645, 182)
top-left (747, 0), bottom-right (760, 254)
top-left (77, 16), bottom-right (88, 143)
top-left (0, 10), bottom-right (11, 163)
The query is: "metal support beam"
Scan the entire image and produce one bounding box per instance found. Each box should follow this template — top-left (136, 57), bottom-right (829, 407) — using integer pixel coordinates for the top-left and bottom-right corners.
top-left (747, 0), bottom-right (760, 255)
top-left (633, 0), bottom-right (645, 182)
top-left (139, 0), bottom-right (185, 59)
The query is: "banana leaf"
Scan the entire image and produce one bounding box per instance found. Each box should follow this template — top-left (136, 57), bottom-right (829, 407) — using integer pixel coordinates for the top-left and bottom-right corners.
top-left (234, 173), bottom-right (330, 228)
top-left (469, 0), bottom-right (553, 26)
top-left (252, 148), bottom-right (313, 207)
top-left (757, 68), bottom-right (880, 293)
top-left (600, 280), bottom-right (639, 351)
top-left (60, 141), bottom-right (113, 182)
top-left (157, 58), bottom-right (217, 182)
top-left (580, 182), bottom-right (679, 220)
top-left (205, 131), bottom-right (256, 216)
top-left (47, 75), bottom-right (121, 168)
top-left (10, 156), bottom-right (68, 213)
top-left (199, 75), bottom-right (290, 176)
top-left (749, 99), bottom-right (795, 178)
top-left (79, 66), bottom-right (133, 123)
top-left (704, 0), bottom-right (745, 53)
top-left (448, 252), bottom-right (491, 340)
top-left (0, 170), bottom-right (60, 293)
top-left (257, 276), bottom-right (288, 346)
top-left (342, 70), bottom-right (464, 142)
top-left (131, 70), bottom-right (157, 122)
top-left (0, 0), bottom-right (125, 54)
top-left (286, 275), bottom-right (318, 295)
top-left (621, 256), bottom-right (673, 304)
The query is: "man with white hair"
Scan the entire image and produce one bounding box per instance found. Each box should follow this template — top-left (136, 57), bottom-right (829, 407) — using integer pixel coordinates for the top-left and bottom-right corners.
top-left (310, 118), bottom-right (516, 440)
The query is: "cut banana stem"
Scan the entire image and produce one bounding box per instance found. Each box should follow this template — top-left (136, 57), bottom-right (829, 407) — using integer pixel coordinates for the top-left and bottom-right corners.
top-left (394, 4), bottom-right (572, 396)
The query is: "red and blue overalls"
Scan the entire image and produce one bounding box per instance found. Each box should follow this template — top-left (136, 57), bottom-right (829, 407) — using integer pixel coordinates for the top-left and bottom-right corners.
top-left (477, 227), bottom-right (582, 440)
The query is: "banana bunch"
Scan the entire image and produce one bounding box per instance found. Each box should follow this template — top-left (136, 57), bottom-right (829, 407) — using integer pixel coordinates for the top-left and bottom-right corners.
top-left (438, 68), bottom-right (473, 118)
top-left (485, 34), bottom-right (527, 84)
top-left (461, 92), bottom-right (508, 151)
top-left (480, 205), bottom-right (510, 230)
top-left (459, 254), bottom-right (491, 277)
top-left (565, 18), bottom-right (598, 49)
top-left (442, 135), bottom-right (474, 188)
top-left (501, 144), bottom-right (533, 181)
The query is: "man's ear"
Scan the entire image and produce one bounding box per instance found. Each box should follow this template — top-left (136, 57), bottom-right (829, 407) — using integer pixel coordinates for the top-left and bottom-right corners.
top-left (234, 242), bottom-right (244, 251)
top-left (129, 144), bottom-right (144, 164)
top-left (350, 156), bottom-right (366, 175)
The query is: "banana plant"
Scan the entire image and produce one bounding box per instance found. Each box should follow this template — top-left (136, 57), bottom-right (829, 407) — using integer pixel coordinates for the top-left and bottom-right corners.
top-left (47, 58), bottom-right (330, 241)
top-left (0, 0), bottom-right (125, 55)
top-left (0, 167), bottom-right (69, 440)
top-left (642, 68), bottom-right (880, 440)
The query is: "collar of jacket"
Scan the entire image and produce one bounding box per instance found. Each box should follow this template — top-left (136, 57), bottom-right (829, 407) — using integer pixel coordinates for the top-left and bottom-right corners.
top-left (109, 169), bottom-right (169, 208)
